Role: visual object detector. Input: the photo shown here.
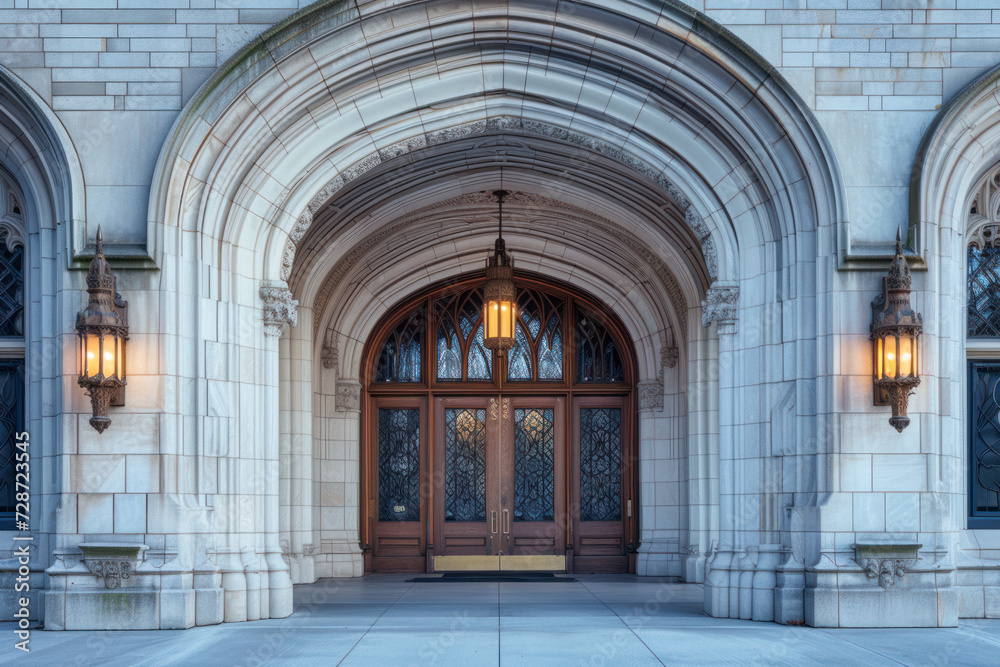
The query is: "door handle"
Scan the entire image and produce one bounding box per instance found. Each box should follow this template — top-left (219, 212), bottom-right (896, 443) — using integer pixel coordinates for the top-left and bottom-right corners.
top-left (491, 510), bottom-right (498, 534)
top-left (502, 509), bottom-right (510, 535)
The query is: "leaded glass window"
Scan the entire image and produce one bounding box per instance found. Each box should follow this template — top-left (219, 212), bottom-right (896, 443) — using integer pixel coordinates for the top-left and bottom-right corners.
top-left (969, 363), bottom-right (1000, 526)
top-left (507, 288), bottom-right (563, 382)
top-left (0, 361), bottom-right (24, 528)
top-left (513, 408), bottom-right (555, 522)
top-left (576, 309), bottom-right (624, 382)
top-left (444, 408), bottom-right (487, 522)
top-left (968, 245), bottom-right (1000, 338)
top-left (376, 307), bottom-right (424, 382)
top-left (580, 407), bottom-right (622, 521)
top-left (436, 290), bottom-right (492, 381)
top-left (0, 240), bottom-right (23, 337)
top-left (377, 408), bottom-right (421, 521)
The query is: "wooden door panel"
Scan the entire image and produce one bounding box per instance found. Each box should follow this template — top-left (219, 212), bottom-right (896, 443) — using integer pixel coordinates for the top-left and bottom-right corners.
top-left (506, 397), bottom-right (566, 559)
top-left (369, 397), bottom-right (426, 570)
top-left (434, 397), bottom-right (497, 558)
top-left (572, 396), bottom-right (630, 567)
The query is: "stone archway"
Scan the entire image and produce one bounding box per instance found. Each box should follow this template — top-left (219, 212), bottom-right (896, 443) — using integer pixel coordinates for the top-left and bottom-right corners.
top-left (140, 0), bottom-right (846, 626)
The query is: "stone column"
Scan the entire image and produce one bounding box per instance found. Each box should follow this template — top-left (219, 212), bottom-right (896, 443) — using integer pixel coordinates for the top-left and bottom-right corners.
top-left (260, 282), bottom-right (295, 619)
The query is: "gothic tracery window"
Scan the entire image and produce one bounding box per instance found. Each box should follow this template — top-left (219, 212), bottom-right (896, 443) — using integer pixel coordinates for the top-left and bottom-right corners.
top-left (967, 165), bottom-right (1000, 528)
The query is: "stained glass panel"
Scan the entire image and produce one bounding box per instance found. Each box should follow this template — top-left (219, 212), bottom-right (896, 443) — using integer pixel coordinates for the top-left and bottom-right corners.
top-left (444, 408), bottom-right (487, 522)
top-left (576, 309), bottom-right (624, 382)
top-left (0, 361), bottom-right (24, 527)
top-left (580, 407), bottom-right (622, 521)
top-left (437, 314), bottom-right (462, 380)
top-left (0, 242), bottom-right (24, 337)
top-left (513, 408), bottom-right (555, 522)
top-left (969, 245), bottom-right (1000, 338)
top-left (376, 308), bottom-right (424, 382)
top-left (970, 364), bottom-right (1000, 520)
top-left (508, 323), bottom-right (532, 381)
top-left (467, 323), bottom-right (492, 380)
top-left (436, 290), bottom-right (492, 381)
top-left (538, 315), bottom-right (562, 380)
top-left (377, 409), bottom-right (421, 521)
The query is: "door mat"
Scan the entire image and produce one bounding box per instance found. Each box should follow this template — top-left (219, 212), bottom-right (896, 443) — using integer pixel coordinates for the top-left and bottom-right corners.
top-left (406, 572), bottom-right (577, 583)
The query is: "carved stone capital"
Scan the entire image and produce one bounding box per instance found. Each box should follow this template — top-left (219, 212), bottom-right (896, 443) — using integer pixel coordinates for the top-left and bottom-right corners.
top-left (638, 380), bottom-right (664, 412)
top-left (701, 284), bottom-right (739, 334)
top-left (260, 281), bottom-right (298, 337)
top-left (335, 381), bottom-right (362, 412)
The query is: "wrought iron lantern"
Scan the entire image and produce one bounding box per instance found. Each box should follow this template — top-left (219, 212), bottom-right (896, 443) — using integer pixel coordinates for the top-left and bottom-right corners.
top-left (870, 228), bottom-right (922, 433)
top-left (482, 190), bottom-right (517, 355)
top-left (77, 227), bottom-right (128, 433)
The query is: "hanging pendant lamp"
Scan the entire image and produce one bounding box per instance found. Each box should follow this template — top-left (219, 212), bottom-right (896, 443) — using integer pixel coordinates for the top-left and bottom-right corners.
top-left (482, 190), bottom-right (517, 355)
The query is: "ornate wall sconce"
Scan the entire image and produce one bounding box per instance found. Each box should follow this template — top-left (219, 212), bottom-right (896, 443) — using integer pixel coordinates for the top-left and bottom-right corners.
top-left (77, 227), bottom-right (128, 433)
top-left (482, 190), bottom-right (516, 355)
top-left (870, 228), bottom-right (922, 433)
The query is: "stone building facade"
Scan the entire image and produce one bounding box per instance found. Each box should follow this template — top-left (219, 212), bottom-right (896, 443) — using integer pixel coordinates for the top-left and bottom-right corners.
top-left (0, 0), bottom-right (999, 630)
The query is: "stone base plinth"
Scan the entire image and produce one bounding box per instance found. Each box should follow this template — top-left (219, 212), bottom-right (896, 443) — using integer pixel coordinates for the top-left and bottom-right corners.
top-left (44, 589), bottom-right (196, 630)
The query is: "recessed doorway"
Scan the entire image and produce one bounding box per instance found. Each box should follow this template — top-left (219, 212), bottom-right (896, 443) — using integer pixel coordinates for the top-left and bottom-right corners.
top-left (361, 275), bottom-right (637, 573)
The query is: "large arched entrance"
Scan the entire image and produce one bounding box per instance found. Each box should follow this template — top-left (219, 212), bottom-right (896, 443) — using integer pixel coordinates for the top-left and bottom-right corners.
top-left (361, 273), bottom-right (638, 573)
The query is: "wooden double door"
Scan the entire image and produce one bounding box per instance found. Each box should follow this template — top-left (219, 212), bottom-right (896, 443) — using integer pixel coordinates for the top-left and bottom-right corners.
top-left (433, 395), bottom-right (566, 571)
top-left (366, 392), bottom-right (632, 573)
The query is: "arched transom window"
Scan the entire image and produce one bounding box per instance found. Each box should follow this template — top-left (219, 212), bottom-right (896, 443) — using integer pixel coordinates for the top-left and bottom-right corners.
top-left (370, 283), bottom-right (626, 387)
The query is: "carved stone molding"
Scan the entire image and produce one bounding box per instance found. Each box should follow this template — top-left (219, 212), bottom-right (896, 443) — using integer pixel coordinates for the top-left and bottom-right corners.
top-left (335, 381), bottom-right (362, 412)
top-left (701, 284), bottom-right (739, 334)
top-left (638, 380), bottom-right (664, 412)
top-left (854, 543), bottom-right (920, 590)
top-left (260, 281), bottom-right (298, 337)
top-left (79, 543), bottom-right (147, 589)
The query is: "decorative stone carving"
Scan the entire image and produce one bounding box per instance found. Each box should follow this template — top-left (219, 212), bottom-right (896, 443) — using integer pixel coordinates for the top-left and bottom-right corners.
top-left (260, 281), bottom-right (298, 337)
top-left (968, 164), bottom-right (1000, 248)
top-left (0, 220), bottom-right (25, 252)
top-left (321, 343), bottom-right (338, 371)
top-left (79, 543), bottom-right (147, 589)
top-left (335, 381), bottom-right (362, 412)
top-left (662, 345), bottom-right (679, 369)
top-left (638, 380), bottom-right (664, 412)
top-left (854, 543), bottom-right (921, 590)
top-left (702, 284), bottom-right (740, 333)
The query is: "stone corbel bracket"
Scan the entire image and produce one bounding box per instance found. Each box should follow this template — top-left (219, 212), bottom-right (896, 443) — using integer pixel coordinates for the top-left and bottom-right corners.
top-left (261, 281), bottom-right (298, 337)
top-left (854, 543), bottom-right (921, 590)
top-left (79, 543), bottom-right (148, 589)
top-left (701, 283), bottom-right (739, 335)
